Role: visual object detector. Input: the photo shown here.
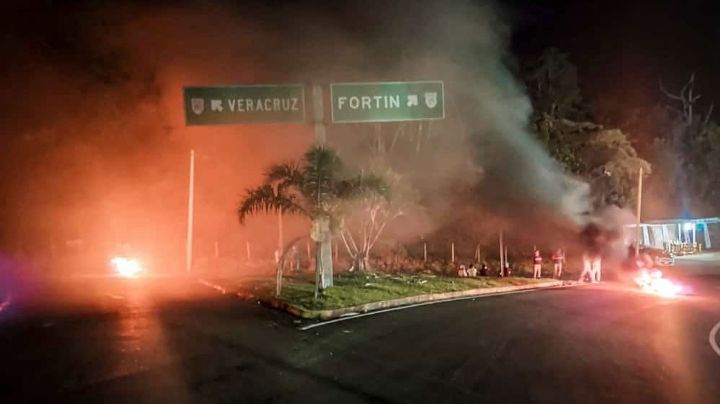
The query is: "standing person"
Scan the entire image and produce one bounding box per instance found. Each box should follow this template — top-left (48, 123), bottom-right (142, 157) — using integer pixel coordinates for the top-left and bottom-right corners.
top-left (552, 248), bottom-right (565, 279)
top-left (591, 254), bottom-right (602, 283)
top-left (579, 252), bottom-right (593, 282)
top-left (532, 249), bottom-right (543, 279)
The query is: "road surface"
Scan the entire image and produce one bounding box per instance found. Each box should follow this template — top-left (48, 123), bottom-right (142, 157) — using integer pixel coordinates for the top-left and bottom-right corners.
top-left (1, 262), bottom-right (719, 403)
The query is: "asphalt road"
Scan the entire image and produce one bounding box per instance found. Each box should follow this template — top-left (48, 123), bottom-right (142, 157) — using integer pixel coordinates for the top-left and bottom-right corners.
top-left (1, 263), bottom-right (719, 403)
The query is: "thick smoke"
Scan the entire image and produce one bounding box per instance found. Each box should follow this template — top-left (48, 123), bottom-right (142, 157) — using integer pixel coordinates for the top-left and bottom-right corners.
top-left (0, 0), bottom-right (595, 272)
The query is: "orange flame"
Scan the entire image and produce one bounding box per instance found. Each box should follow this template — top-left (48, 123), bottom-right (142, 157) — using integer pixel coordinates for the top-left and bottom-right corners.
top-left (111, 257), bottom-right (143, 278)
top-left (634, 269), bottom-right (682, 298)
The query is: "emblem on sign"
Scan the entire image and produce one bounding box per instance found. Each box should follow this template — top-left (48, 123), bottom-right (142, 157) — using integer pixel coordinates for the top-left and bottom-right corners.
top-left (407, 94), bottom-right (419, 107)
top-left (424, 92), bottom-right (438, 109)
top-left (191, 98), bottom-right (205, 115)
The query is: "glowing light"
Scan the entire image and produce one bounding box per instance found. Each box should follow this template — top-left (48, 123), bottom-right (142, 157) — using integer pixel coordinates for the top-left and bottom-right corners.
top-left (683, 222), bottom-right (695, 231)
top-left (111, 257), bottom-right (143, 278)
top-left (634, 269), bottom-right (682, 298)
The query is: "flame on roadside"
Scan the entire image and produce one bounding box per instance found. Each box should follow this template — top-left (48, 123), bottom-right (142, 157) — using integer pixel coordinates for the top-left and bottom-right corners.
top-left (111, 257), bottom-right (143, 278)
top-left (634, 269), bottom-right (682, 298)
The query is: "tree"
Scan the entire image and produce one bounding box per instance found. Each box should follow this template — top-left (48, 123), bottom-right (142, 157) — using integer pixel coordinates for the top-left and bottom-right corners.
top-left (581, 129), bottom-right (651, 209)
top-left (532, 114), bottom-right (651, 210)
top-left (533, 113), bottom-right (601, 175)
top-left (655, 72), bottom-right (717, 214)
top-left (524, 47), bottom-right (585, 120)
top-left (339, 170), bottom-right (406, 272)
top-left (238, 146), bottom-right (386, 291)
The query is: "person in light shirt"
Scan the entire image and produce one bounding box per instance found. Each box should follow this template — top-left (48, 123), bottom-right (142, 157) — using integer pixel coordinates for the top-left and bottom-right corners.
top-left (532, 249), bottom-right (543, 279)
top-left (552, 248), bottom-right (565, 279)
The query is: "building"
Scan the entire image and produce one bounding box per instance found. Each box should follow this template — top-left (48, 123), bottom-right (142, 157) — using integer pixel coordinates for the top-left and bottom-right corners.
top-left (626, 217), bottom-right (720, 251)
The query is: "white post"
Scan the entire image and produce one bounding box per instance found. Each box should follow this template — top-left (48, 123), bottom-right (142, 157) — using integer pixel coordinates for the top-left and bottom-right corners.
top-left (186, 149), bottom-right (195, 273)
top-left (703, 222), bottom-right (712, 249)
top-left (451, 242), bottom-right (455, 263)
top-left (278, 207), bottom-right (284, 253)
top-left (423, 242), bottom-right (427, 263)
top-left (499, 231), bottom-right (505, 276)
top-left (678, 223), bottom-right (683, 243)
top-left (635, 166), bottom-right (643, 256)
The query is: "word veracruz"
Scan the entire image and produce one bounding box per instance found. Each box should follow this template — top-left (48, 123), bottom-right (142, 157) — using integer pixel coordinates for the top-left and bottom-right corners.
top-left (330, 81), bottom-right (444, 123)
top-left (184, 84), bottom-right (305, 125)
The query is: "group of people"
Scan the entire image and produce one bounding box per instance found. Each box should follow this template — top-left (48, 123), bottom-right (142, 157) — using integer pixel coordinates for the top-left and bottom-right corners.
top-left (457, 262), bottom-right (490, 277)
top-left (535, 248), bottom-right (602, 281)
top-left (532, 248), bottom-right (566, 279)
top-left (457, 247), bottom-right (600, 281)
top-left (578, 253), bottom-right (602, 283)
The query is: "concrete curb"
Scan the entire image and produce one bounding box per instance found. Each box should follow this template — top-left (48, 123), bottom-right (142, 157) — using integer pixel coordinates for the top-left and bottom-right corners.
top-left (261, 279), bottom-right (579, 320)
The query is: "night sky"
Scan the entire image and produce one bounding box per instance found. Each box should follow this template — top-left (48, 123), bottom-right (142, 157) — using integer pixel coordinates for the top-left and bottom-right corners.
top-left (507, 0), bottom-right (720, 123)
top-left (3, 0), bottom-right (718, 123)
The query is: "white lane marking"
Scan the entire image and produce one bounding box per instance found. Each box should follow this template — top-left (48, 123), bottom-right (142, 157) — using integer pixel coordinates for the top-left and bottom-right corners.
top-left (198, 279), bottom-right (228, 294)
top-left (710, 320), bottom-right (720, 358)
top-left (299, 284), bottom-right (586, 331)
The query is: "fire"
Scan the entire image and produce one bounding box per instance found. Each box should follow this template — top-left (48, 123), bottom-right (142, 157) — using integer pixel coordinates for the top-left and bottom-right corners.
top-left (111, 257), bottom-right (143, 278)
top-left (634, 269), bottom-right (682, 298)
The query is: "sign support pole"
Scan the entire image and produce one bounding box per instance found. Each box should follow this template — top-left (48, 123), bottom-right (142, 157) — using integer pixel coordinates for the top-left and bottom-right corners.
top-left (186, 149), bottom-right (195, 273)
top-left (313, 85), bottom-right (326, 146)
top-left (312, 85), bottom-right (333, 289)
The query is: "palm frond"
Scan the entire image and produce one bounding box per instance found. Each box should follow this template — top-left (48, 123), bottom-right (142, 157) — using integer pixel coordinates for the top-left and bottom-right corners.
top-left (301, 146), bottom-right (346, 206)
top-left (266, 162), bottom-right (303, 191)
top-left (238, 184), bottom-right (307, 223)
top-left (338, 173), bottom-right (390, 200)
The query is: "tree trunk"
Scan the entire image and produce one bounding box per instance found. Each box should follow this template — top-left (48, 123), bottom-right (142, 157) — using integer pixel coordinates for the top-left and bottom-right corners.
top-left (352, 253), bottom-right (370, 272)
top-left (317, 238), bottom-right (333, 289)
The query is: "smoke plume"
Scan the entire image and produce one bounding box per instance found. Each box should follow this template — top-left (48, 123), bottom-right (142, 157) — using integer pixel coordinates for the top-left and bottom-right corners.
top-left (0, 0), bottom-right (594, 270)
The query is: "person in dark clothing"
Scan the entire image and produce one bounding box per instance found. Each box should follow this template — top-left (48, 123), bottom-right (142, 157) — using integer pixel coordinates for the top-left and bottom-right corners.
top-left (479, 261), bottom-right (489, 276)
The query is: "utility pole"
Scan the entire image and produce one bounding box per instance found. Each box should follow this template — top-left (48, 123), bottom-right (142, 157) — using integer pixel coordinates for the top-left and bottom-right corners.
top-left (635, 166), bottom-right (644, 256)
top-left (186, 149), bottom-right (195, 273)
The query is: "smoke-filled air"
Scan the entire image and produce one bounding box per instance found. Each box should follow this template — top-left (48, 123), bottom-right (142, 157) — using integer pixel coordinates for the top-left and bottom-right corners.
top-left (0, 0), bottom-right (630, 281)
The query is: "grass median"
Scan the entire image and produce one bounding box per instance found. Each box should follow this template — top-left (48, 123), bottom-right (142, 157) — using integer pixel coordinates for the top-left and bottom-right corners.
top-left (206, 272), bottom-right (548, 312)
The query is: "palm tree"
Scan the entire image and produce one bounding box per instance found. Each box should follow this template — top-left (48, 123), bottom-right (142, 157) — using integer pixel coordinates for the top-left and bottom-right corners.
top-left (238, 146), bottom-right (387, 291)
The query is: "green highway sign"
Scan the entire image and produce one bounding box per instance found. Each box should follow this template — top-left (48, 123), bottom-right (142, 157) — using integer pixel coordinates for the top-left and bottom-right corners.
top-left (184, 84), bottom-right (305, 125)
top-left (330, 81), bottom-right (444, 123)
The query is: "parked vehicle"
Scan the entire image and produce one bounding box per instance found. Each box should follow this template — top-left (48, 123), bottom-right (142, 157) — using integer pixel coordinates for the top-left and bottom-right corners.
top-left (639, 247), bottom-right (675, 267)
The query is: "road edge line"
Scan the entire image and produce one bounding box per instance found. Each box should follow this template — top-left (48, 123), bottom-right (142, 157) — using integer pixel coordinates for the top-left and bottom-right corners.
top-left (298, 283), bottom-right (587, 331)
top-left (710, 320), bottom-right (720, 358)
top-left (198, 279), bottom-right (229, 295)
